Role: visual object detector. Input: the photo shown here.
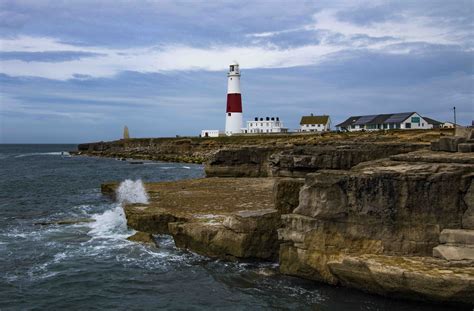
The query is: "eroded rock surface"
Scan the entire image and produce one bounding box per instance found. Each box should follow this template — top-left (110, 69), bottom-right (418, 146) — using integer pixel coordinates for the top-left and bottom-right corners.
top-left (270, 143), bottom-right (424, 177)
top-left (127, 231), bottom-right (158, 247)
top-left (328, 255), bottom-right (474, 305)
top-left (105, 178), bottom-right (281, 260)
top-left (279, 152), bottom-right (474, 304)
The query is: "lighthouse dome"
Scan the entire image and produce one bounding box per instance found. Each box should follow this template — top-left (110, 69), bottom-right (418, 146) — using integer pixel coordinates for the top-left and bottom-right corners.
top-left (228, 63), bottom-right (240, 75)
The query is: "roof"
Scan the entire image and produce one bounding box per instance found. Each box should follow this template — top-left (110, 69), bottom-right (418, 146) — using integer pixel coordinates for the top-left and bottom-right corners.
top-left (384, 112), bottom-right (415, 124)
top-left (423, 117), bottom-right (443, 125)
top-left (335, 116), bottom-right (361, 127)
top-left (300, 115), bottom-right (330, 125)
top-left (336, 112), bottom-right (424, 128)
top-left (367, 114), bottom-right (392, 125)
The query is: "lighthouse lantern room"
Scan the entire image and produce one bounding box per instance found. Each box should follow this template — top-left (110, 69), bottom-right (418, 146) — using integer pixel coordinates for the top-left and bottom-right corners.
top-left (225, 63), bottom-right (243, 135)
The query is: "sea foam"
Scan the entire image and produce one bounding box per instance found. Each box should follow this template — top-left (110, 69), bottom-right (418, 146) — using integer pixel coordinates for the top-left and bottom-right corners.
top-left (89, 179), bottom-right (148, 238)
top-left (116, 179), bottom-right (149, 204)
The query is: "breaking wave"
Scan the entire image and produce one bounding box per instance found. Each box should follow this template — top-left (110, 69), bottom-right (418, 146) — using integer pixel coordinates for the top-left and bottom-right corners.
top-left (15, 152), bottom-right (69, 158)
top-left (88, 179), bottom-right (148, 238)
top-left (116, 179), bottom-right (149, 204)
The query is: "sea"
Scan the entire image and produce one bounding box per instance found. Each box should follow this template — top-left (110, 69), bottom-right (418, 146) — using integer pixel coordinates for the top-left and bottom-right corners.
top-left (0, 144), bottom-right (460, 310)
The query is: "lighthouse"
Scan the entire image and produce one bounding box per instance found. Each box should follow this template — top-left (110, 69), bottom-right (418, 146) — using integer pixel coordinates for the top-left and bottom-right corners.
top-left (225, 63), bottom-right (243, 135)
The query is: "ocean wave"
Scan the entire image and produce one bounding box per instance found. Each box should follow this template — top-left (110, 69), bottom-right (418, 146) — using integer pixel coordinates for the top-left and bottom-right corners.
top-left (88, 205), bottom-right (130, 240)
top-left (15, 152), bottom-right (70, 158)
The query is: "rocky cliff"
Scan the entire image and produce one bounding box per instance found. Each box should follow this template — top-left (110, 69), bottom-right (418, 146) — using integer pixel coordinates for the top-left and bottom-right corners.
top-left (97, 129), bottom-right (474, 305)
top-left (279, 151), bottom-right (474, 304)
top-left (76, 129), bottom-right (448, 164)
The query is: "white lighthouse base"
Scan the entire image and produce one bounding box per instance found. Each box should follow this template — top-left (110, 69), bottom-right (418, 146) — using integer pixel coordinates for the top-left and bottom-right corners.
top-left (225, 112), bottom-right (243, 136)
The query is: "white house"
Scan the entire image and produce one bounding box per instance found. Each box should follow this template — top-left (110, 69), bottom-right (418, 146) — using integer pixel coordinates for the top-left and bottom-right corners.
top-left (201, 130), bottom-right (220, 137)
top-left (335, 112), bottom-right (433, 132)
top-left (243, 117), bottom-right (287, 134)
top-left (441, 122), bottom-right (456, 129)
top-left (300, 114), bottom-right (331, 132)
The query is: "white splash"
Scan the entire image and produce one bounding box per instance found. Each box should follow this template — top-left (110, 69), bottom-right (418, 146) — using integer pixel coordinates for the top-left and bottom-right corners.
top-left (88, 179), bottom-right (148, 239)
top-left (116, 179), bottom-right (149, 204)
top-left (15, 152), bottom-right (64, 158)
top-left (89, 205), bottom-right (128, 238)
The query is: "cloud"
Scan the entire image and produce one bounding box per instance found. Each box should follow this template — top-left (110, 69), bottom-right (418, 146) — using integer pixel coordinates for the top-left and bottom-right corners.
top-left (0, 36), bottom-right (344, 80)
top-left (0, 3), bottom-right (471, 81)
top-left (310, 9), bottom-right (462, 46)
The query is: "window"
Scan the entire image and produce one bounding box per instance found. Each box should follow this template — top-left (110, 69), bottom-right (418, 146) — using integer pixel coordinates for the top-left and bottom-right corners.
top-left (230, 65), bottom-right (234, 71)
top-left (228, 113), bottom-right (231, 116)
top-left (312, 124), bottom-right (315, 127)
top-left (405, 123), bottom-right (411, 128)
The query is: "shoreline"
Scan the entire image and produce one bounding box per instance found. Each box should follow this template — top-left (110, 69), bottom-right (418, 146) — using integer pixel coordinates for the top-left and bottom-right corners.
top-left (95, 128), bottom-right (472, 306)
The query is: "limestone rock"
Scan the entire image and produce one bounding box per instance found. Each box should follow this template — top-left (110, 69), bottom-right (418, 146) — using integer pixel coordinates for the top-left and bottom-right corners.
top-left (270, 143), bottom-right (424, 177)
top-left (463, 179), bottom-right (474, 229)
top-left (127, 231), bottom-right (158, 247)
top-left (327, 254), bottom-right (474, 305)
top-left (170, 209), bottom-right (280, 260)
top-left (273, 178), bottom-right (305, 214)
top-left (433, 245), bottom-right (474, 261)
top-left (440, 229), bottom-right (474, 245)
top-left (101, 182), bottom-right (119, 200)
top-left (205, 147), bottom-right (282, 177)
top-left (279, 154), bottom-right (474, 305)
top-left (458, 143), bottom-right (474, 153)
top-left (439, 137), bottom-right (466, 152)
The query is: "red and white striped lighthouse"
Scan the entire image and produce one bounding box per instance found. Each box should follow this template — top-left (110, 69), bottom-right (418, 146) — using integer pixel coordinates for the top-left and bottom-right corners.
top-left (225, 63), bottom-right (243, 135)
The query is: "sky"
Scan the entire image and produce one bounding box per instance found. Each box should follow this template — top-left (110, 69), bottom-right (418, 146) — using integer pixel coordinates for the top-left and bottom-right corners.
top-left (0, 0), bottom-right (472, 143)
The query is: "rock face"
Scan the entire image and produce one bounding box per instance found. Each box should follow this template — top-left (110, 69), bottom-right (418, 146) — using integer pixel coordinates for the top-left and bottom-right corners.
top-left (205, 143), bottom-right (425, 178)
top-left (205, 147), bottom-right (283, 177)
top-left (127, 231), bottom-right (158, 247)
top-left (279, 151), bottom-right (474, 304)
top-left (170, 209), bottom-right (280, 260)
top-left (108, 178), bottom-right (282, 260)
top-left (273, 178), bottom-right (305, 214)
top-left (327, 255), bottom-right (474, 305)
top-left (270, 143), bottom-right (424, 177)
top-left (433, 229), bottom-right (474, 261)
top-left (97, 130), bottom-right (474, 305)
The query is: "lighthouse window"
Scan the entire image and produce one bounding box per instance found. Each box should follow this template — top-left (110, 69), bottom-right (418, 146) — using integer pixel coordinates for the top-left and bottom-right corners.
top-left (230, 65), bottom-right (234, 71)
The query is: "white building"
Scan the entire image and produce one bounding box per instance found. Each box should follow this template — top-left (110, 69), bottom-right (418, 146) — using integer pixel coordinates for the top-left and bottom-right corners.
top-left (441, 122), bottom-right (456, 129)
top-left (300, 114), bottom-right (331, 132)
top-left (336, 112), bottom-right (433, 132)
top-left (225, 63), bottom-right (243, 135)
top-left (201, 130), bottom-right (220, 137)
top-left (243, 117), bottom-right (287, 134)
